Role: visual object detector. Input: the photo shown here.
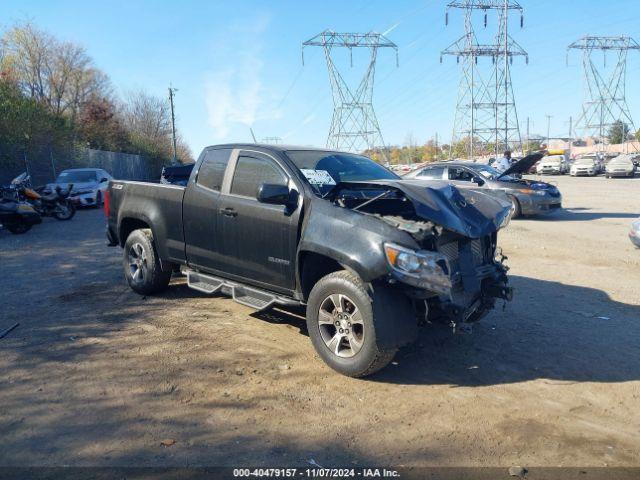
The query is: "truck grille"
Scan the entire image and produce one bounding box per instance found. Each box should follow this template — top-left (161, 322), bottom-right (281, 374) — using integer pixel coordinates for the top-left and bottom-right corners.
top-left (436, 235), bottom-right (494, 274)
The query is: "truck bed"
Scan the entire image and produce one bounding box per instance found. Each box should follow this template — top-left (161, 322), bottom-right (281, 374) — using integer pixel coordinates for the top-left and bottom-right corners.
top-left (107, 181), bottom-right (187, 263)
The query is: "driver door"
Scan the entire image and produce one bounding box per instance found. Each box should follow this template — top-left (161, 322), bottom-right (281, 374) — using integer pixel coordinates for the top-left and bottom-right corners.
top-left (215, 151), bottom-right (301, 293)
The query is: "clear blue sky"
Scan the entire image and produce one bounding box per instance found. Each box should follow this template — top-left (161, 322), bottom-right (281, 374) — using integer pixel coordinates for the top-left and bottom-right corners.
top-left (2, 0), bottom-right (640, 155)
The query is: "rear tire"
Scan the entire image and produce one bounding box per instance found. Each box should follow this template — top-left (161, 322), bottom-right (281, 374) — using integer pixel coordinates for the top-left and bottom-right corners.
top-left (123, 228), bottom-right (172, 295)
top-left (306, 270), bottom-right (398, 378)
top-left (95, 191), bottom-right (102, 208)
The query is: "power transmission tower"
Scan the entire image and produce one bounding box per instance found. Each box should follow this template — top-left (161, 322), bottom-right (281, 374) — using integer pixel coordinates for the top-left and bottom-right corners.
top-left (567, 36), bottom-right (640, 151)
top-left (302, 31), bottom-right (398, 157)
top-left (442, 1), bottom-right (527, 159)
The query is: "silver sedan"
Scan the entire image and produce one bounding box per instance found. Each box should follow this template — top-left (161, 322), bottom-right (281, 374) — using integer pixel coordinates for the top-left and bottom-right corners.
top-left (403, 157), bottom-right (562, 218)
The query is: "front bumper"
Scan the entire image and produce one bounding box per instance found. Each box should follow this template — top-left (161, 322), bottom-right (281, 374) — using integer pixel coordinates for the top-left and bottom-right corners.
top-left (538, 167), bottom-right (561, 174)
top-left (519, 194), bottom-right (562, 215)
top-left (399, 237), bottom-right (512, 324)
top-left (607, 170), bottom-right (634, 177)
top-left (571, 169), bottom-right (596, 176)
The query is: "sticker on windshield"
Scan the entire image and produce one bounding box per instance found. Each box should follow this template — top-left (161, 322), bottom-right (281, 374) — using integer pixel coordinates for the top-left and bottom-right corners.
top-left (300, 169), bottom-right (336, 186)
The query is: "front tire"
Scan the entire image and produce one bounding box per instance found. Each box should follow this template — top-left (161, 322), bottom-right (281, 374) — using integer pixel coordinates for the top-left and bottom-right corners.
top-left (306, 270), bottom-right (397, 378)
top-left (509, 195), bottom-right (522, 219)
top-left (123, 229), bottom-right (172, 295)
top-left (53, 200), bottom-right (76, 220)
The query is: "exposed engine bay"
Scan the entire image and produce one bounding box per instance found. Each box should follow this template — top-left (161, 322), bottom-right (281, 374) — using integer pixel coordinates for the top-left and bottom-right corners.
top-left (328, 181), bottom-right (513, 326)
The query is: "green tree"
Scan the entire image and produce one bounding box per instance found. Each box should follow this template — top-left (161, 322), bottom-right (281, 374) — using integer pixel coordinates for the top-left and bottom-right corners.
top-left (607, 120), bottom-right (630, 145)
top-left (0, 78), bottom-right (72, 167)
top-left (76, 95), bottom-right (128, 151)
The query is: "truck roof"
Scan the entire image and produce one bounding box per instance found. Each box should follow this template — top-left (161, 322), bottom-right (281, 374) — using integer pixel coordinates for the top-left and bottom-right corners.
top-left (204, 143), bottom-right (346, 154)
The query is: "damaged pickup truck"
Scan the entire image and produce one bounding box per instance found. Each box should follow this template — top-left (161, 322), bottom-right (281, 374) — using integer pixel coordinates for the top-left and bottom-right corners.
top-left (105, 145), bottom-right (514, 377)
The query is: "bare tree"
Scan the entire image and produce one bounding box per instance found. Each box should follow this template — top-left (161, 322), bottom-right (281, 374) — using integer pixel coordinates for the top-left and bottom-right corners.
top-left (122, 90), bottom-right (171, 140)
top-left (0, 22), bottom-right (110, 118)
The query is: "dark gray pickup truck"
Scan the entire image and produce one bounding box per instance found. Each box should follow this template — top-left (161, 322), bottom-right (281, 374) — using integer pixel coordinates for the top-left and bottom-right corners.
top-left (106, 144), bottom-right (514, 377)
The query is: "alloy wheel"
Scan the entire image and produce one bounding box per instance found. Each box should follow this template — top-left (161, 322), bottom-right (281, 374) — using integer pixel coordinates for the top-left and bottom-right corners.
top-left (317, 293), bottom-right (365, 358)
top-left (128, 242), bottom-right (148, 284)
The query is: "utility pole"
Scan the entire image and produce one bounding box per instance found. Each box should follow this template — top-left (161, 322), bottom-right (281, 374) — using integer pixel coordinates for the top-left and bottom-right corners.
top-left (546, 114), bottom-right (553, 149)
top-left (526, 116), bottom-right (530, 153)
top-left (568, 115), bottom-right (573, 153)
top-left (168, 86), bottom-right (178, 164)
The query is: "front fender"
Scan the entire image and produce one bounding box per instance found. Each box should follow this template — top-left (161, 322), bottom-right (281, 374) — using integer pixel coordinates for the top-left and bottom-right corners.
top-left (298, 199), bottom-right (419, 283)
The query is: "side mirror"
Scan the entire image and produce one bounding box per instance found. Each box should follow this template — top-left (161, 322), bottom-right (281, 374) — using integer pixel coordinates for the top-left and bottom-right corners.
top-left (100, 177), bottom-right (109, 183)
top-left (257, 183), bottom-right (291, 205)
top-left (473, 177), bottom-right (485, 186)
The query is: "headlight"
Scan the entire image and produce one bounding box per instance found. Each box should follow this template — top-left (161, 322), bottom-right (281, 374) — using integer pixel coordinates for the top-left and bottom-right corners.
top-left (384, 243), bottom-right (452, 295)
top-left (517, 188), bottom-right (546, 196)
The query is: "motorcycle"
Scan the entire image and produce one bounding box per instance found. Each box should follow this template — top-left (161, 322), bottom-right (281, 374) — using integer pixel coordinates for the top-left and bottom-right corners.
top-left (0, 186), bottom-right (42, 234)
top-left (11, 173), bottom-right (76, 221)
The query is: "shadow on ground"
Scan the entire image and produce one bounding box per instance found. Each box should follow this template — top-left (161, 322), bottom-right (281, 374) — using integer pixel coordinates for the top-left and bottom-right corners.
top-left (536, 208), bottom-right (639, 221)
top-left (243, 275), bottom-right (640, 387)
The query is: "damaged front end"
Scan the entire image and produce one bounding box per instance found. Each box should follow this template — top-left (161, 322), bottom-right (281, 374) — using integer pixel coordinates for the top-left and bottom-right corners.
top-left (329, 180), bottom-right (514, 327)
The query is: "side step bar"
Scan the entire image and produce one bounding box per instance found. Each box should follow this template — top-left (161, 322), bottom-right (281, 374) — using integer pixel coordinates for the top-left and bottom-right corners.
top-left (184, 269), bottom-right (302, 312)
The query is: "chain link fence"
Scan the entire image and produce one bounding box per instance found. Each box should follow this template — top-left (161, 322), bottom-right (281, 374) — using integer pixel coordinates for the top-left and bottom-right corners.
top-left (0, 145), bottom-right (161, 186)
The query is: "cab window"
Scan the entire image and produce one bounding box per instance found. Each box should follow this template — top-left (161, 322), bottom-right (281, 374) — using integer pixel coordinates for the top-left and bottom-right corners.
top-left (230, 155), bottom-right (287, 199)
top-left (197, 149), bottom-right (232, 191)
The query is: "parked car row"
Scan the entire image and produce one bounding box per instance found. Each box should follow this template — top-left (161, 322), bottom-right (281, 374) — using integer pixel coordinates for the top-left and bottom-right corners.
top-left (528, 153), bottom-right (638, 178)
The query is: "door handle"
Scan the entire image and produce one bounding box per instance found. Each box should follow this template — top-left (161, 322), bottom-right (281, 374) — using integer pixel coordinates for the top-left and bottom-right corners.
top-left (220, 207), bottom-right (237, 217)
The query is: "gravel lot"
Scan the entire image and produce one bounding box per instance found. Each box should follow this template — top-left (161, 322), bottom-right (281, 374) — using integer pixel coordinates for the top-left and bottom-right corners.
top-left (1, 174), bottom-right (639, 468)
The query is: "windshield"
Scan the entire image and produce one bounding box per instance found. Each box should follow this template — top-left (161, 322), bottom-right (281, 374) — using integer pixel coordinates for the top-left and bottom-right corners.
top-left (543, 156), bottom-right (563, 164)
top-left (471, 164), bottom-right (515, 181)
top-left (575, 158), bottom-right (596, 165)
top-left (56, 170), bottom-right (97, 183)
top-left (610, 155), bottom-right (632, 164)
top-left (286, 150), bottom-right (398, 196)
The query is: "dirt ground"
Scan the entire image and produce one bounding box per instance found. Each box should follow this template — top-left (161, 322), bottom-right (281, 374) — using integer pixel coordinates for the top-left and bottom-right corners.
top-left (1, 174), bottom-right (639, 468)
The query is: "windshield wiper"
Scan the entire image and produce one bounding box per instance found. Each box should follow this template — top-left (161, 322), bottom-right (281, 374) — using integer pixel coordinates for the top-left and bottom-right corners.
top-left (352, 189), bottom-right (393, 212)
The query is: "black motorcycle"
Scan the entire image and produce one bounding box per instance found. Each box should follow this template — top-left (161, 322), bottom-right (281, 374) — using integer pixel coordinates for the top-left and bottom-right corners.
top-left (11, 173), bottom-right (76, 221)
top-left (0, 186), bottom-right (42, 234)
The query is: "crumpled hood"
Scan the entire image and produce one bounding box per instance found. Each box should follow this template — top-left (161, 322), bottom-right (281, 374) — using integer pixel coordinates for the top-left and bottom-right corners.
top-left (498, 152), bottom-right (545, 178)
top-left (333, 179), bottom-right (513, 238)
